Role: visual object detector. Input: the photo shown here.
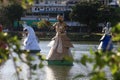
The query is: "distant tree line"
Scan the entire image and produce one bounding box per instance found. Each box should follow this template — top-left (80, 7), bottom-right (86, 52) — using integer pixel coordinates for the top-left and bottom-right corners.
top-left (70, 1), bottom-right (120, 33)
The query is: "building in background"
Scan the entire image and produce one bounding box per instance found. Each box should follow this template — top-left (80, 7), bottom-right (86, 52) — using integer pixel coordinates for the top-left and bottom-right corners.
top-left (98, 0), bottom-right (119, 7)
top-left (20, 0), bottom-right (80, 27)
top-left (22, 0), bottom-right (71, 21)
top-left (18, 0), bottom-right (119, 32)
top-left (21, 0), bottom-right (119, 23)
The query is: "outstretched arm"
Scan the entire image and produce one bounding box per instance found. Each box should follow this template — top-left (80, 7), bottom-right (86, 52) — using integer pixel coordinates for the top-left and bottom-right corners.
top-left (52, 22), bottom-right (57, 30)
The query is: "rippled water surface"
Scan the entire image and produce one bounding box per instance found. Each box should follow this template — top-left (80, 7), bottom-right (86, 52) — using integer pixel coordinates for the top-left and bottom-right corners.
top-left (0, 41), bottom-right (113, 80)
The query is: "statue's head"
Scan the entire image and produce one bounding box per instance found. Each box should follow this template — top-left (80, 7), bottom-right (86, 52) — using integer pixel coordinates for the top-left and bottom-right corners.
top-left (106, 22), bottom-right (111, 28)
top-left (57, 15), bottom-right (64, 22)
top-left (23, 28), bottom-right (28, 36)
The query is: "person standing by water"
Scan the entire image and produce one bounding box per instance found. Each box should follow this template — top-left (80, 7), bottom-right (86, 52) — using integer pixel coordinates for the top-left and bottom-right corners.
top-left (47, 15), bottom-right (74, 63)
top-left (98, 22), bottom-right (113, 52)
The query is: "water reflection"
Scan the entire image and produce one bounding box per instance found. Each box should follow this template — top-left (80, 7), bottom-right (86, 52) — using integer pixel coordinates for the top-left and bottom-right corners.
top-left (45, 65), bottom-right (72, 80)
top-left (0, 59), bottom-right (18, 80)
top-left (0, 41), bottom-right (114, 80)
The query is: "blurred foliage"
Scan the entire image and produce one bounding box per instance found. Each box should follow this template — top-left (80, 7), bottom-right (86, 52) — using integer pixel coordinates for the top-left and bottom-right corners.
top-left (112, 23), bottom-right (120, 41)
top-left (77, 23), bottom-right (120, 80)
top-left (21, 0), bottom-right (34, 9)
top-left (0, 31), bottom-right (45, 80)
top-left (79, 50), bottom-right (120, 80)
top-left (0, 0), bottom-right (34, 9)
top-left (63, 55), bottom-right (74, 62)
top-left (37, 19), bottom-right (52, 29)
top-left (0, 0), bottom-right (46, 80)
top-left (0, 32), bottom-right (21, 64)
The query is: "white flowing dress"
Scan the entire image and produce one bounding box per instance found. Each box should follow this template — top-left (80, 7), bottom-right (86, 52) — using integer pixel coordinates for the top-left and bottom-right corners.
top-left (22, 24), bottom-right (41, 51)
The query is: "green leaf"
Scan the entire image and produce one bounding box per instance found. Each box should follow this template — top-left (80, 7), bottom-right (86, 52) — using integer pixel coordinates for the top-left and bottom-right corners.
top-left (31, 64), bottom-right (37, 70)
top-left (89, 48), bottom-right (94, 55)
top-left (73, 74), bottom-right (85, 80)
top-left (39, 62), bottom-right (44, 68)
top-left (28, 0), bottom-right (34, 5)
top-left (91, 71), bottom-right (107, 80)
top-left (80, 55), bottom-right (88, 65)
top-left (13, 57), bottom-right (18, 61)
top-left (93, 64), bottom-right (98, 70)
top-left (27, 56), bottom-right (35, 61)
top-left (36, 54), bottom-right (46, 61)
top-left (110, 64), bottom-right (118, 75)
top-left (63, 55), bottom-right (74, 62)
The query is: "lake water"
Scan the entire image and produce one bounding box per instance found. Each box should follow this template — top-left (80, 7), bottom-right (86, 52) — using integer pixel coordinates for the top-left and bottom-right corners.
top-left (0, 41), bottom-right (114, 80)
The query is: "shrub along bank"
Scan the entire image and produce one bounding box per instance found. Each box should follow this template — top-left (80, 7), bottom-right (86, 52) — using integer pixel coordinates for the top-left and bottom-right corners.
top-left (7, 31), bottom-right (102, 41)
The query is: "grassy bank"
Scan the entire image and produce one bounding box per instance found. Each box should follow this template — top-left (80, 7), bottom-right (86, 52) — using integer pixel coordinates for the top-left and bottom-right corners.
top-left (37, 32), bottom-right (102, 41)
top-left (67, 33), bottom-right (102, 41)
top-left (8, 31), bottom-right (102, 41)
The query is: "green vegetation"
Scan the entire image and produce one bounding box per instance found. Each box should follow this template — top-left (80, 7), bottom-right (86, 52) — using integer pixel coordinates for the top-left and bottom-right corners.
top-left (0, 3), bottom-right (24, 29)
top-left (37, 19), bottom-right (52, 29)
top-left (4, 4), bottom-right (24, 28)
top-left (112, 23), bottom-right (120, 41)
top-left (7, 31), bottom-right (102, 41)
top-left (0, 0), bottom-right (120, 80)
top-left (0, 1), bottom-right (44, 80)
top-left (0, 31), bottom-right (45, 80)
top-left (75, 23), bottom-right (120, 80)
top-left (70, 1), bottom-right (120, 33)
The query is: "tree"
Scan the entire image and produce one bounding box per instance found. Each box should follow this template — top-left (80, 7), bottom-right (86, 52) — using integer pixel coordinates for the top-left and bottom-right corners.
top-left (97, 5), bottom-right (120, 25)
top-left (70, 2), bottom-right (100, 33)
top-left (70, 1), bottom-right (120, 33)
top-left (64, 11), bottom-right (71, 21)
top-left (0, 0), bottom-right (33, 29)
top-left (4, 4), bottom-right (24, 29)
